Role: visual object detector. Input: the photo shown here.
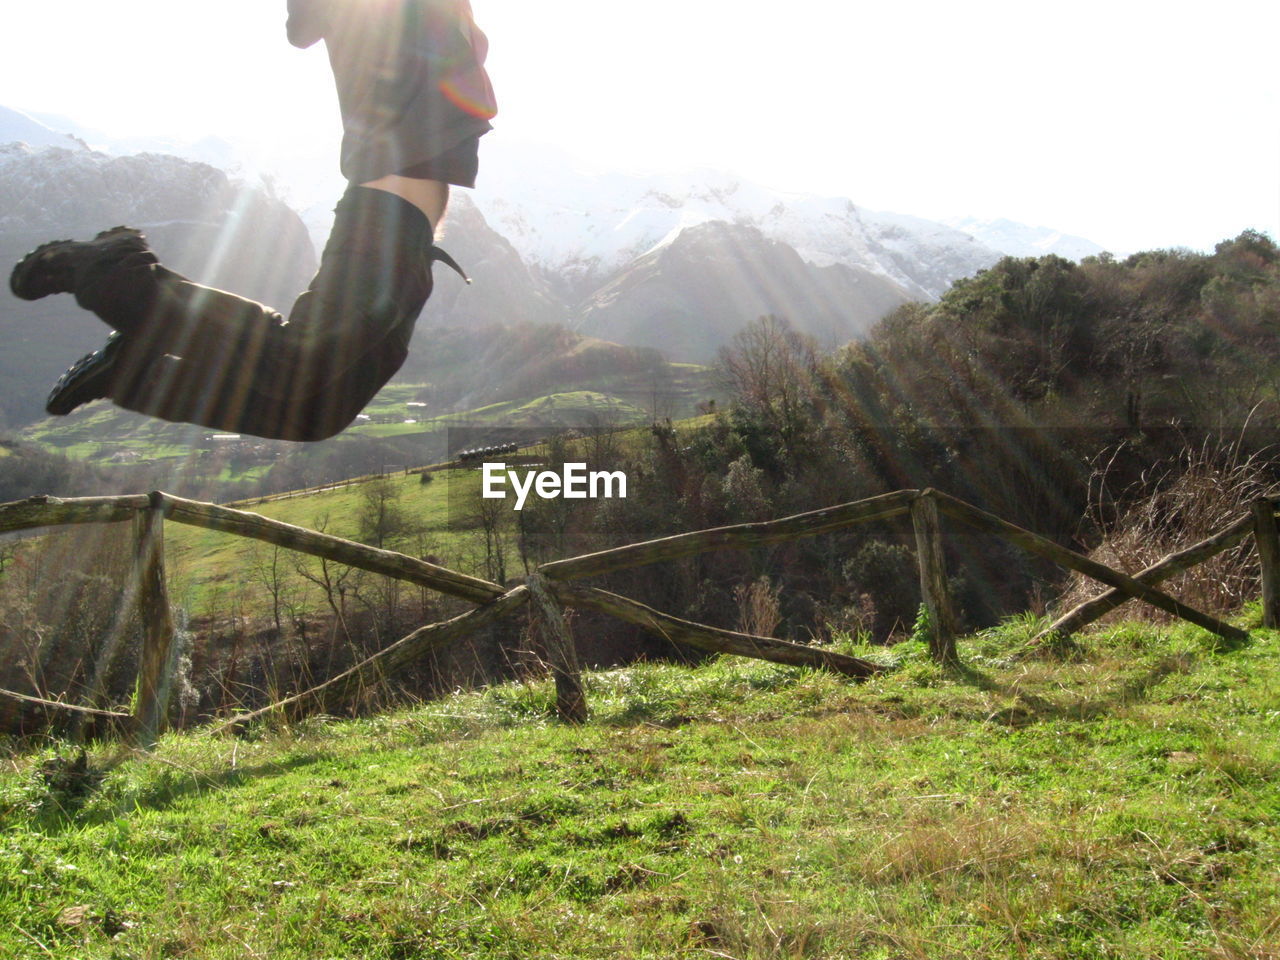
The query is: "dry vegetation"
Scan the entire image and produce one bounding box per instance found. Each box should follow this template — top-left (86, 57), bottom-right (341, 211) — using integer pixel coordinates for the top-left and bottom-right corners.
top-left (1066, 439), bottom-right (1277, 621)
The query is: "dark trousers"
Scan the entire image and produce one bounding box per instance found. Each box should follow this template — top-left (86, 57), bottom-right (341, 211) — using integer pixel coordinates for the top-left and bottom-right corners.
top-left (79, 186), bottom-right (435, 441)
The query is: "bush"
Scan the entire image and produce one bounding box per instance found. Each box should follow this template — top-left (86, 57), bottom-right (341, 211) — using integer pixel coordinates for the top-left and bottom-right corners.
top-left (1061, 439), bottom-right (1278, 620)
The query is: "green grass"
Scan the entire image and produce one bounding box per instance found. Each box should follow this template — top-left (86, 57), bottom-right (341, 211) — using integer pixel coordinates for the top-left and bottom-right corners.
top-left (345, 421), bottom-right (443, 439)
top-left (162, 412), bottom-right (705, 614)
top-left (165, 467), bottom-right (489, 612)
top-left (213, 464), bottom-right (273, 484)
top-left (2, 617), bottom-right (1278, 958)
top-left (420, 391), bottom-right (650, 428)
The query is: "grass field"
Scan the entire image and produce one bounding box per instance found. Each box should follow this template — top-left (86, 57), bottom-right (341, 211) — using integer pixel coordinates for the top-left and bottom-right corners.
top-left (164, 466), bottom-right (488, 613)
top-left (162, 414), bottom-right (717, 614)
top-left (2, 615), bottom-right (1278, 958)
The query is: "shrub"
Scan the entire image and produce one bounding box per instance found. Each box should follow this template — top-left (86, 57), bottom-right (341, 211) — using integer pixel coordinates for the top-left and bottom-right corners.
top-left (1061, 439), bottom-right (1278, 619)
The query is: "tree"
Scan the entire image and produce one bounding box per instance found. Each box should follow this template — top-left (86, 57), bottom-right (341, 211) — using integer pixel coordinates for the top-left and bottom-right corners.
top-left (474, 485), bottom-right (512, 583)
top-left (355, 476), bottom-right (416, 550)
top-left (248, 543), bottom-right (292, 638)
top-left (290, 513), bottom-right (359, 672)
top-left (715, 315), bottom-right (821, 471)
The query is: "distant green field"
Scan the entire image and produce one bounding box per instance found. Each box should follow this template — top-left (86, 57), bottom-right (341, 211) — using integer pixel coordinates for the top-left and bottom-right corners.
top-left (463, 391), bottom-right (648, 424)
top-left (20, 403), bottom-right (220, 474)
top-left (165, 466), bottom-right (492, 613)
top-left (346, 421), bottom-right (441, 439)
top-left (212, 464), bottom-right (272, 483)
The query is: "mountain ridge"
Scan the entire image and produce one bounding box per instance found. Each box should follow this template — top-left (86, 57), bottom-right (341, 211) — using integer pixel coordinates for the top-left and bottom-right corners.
top-left (470, 147), bottom-right (1009, 302)
top-left (574, 220), bottom-right (913, 361)
top-left (944, 215), bottom-right (1105, 261)
top-left (0, 145), bottom-right (316, 430)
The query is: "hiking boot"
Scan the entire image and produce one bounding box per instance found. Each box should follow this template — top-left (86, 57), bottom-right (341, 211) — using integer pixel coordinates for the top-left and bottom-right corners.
top-left (46, 331), bottom-right (124, 416)
top-left (10, 227), bottom-right (151, 301)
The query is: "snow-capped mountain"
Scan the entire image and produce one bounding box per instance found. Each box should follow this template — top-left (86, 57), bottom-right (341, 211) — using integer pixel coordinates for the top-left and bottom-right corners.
top-left (575, 220), bottom-right (913, 362)
top-left (944, 216), bottom-right (1106, 261)
top-left (24, 109), bottom-right (295, 186)
top-left (9, 106), bottom-right (1107, 307)
top-left (25, 110), bottom-right (240, 170)
top-left (471, 144), bottom-right (1003, 302)
top-left (0, 145), bottom-right (319, 323)
top-left (21, 108), bottom-right (350, 252)
top-left (0, 106), bottom-right (89, 153)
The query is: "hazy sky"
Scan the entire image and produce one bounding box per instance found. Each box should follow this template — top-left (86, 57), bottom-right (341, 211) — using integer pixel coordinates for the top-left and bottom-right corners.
top-left (1, 0), bottom-right (1276, 254)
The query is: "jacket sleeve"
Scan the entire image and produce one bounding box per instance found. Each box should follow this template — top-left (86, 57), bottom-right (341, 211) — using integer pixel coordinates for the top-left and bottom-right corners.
top-left (286, 0), bottom-right (332, 48)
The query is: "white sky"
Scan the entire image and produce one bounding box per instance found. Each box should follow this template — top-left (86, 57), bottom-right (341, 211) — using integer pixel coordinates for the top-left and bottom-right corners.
top-left (1, 0), bottom-right (1277, 254)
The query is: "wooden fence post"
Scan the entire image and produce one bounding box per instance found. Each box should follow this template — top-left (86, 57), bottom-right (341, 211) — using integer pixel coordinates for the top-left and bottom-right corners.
top-left (1250, 499), bottom-right (1280, 629)
top-left (911, 490), bottom-right (959, 666)
top-left (527, 574), bottom-right (588, 723)
top-left (132, 495), bottom-right (177, 746)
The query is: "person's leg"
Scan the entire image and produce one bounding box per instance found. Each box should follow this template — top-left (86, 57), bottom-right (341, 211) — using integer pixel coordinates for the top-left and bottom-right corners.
top-left (81, 185), bottom-right (452, 440)
top-left (111, 186), bottom-right (437, 439)
top-left (14, 225), bottom-right (295, 421)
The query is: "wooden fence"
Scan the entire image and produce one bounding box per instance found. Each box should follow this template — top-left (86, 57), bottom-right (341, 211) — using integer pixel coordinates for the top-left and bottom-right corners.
top-left (0, 487), bottom-right (1274, 744)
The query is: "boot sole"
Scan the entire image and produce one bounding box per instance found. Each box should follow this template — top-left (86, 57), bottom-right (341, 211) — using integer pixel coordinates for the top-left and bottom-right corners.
top-left (46, 332), bottom-right (123, 416)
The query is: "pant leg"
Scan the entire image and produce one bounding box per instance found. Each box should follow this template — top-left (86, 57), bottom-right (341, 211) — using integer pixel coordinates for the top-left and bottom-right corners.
top-left (103, 186), bottom-right (435, 441)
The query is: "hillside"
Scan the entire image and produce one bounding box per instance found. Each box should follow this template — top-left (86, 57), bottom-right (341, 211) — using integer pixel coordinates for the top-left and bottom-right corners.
top-left (574, 221), bottom-right (912, 362)
top-left (1, 618), bottom-right (1277, 958)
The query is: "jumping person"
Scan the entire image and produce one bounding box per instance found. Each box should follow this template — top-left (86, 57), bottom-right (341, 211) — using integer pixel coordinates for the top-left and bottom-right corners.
top-left (9, 0), bottom-right (496, 442)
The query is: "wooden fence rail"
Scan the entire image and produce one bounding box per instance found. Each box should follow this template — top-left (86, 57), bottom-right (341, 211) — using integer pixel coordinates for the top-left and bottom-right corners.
top-left (215, 586), bottom-right (533, 732)
top-left (929, 490), bottom-right (1250, 645)
top-left (1038, 512), bottom-right (1260, 641)
top-left (0, 494), bottom-right (151, 532)
top-left (0, 486), bottom-right (1273, 741)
